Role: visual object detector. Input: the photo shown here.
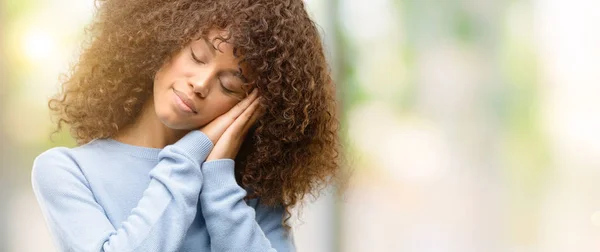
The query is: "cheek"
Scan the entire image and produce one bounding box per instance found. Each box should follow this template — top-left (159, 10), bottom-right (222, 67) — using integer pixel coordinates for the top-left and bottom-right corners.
top-left (153, 69), bottom-right (172, 99)
top-left (153, 95), bottom-right (240, 130)
top-left (205, 98), bottom-right (238, 120)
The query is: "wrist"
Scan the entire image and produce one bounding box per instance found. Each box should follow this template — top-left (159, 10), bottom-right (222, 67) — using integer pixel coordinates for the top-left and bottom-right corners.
top-left (201, 159), bottom-right (237, 188)
top-left (206, 150), bottom-right (236, 161)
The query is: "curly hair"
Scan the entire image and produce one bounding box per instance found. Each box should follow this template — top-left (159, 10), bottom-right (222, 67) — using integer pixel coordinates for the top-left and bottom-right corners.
top-left (49, 0), bottom-right (344, 228)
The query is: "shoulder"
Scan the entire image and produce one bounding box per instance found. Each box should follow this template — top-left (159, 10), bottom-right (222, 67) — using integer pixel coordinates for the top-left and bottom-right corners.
top-left (31, 144), bottom-right (93, 192)
top-left (34, 138), bottom-right (103, 164)
top-left (33, 147), bottom-right (77, 173)
top-left (32, 139), bottom-right (105, 174)
top-left (34, 146), bottom-right (74, 162)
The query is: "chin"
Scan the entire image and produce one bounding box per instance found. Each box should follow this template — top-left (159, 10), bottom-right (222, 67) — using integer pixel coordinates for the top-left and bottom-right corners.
top-left (160, 119), bottom-right (194, 130)
top-left (155, 108), bottom-right (199, 130)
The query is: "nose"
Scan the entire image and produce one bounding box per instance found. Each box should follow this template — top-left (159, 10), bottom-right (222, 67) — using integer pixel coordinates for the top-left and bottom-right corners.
top-left (188, 74), bottom-right (211, 98)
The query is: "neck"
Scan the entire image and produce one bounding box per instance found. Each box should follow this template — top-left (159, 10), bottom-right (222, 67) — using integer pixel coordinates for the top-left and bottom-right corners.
top-left (113, 99), bottom-right (189, 148)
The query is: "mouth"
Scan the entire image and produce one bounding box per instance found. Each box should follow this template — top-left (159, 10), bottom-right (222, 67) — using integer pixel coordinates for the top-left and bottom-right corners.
top-left (172, 88), bottom-right (198, 114)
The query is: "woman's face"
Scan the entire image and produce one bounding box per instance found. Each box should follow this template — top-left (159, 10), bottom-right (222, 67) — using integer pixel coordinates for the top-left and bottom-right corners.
top-left (153, 30), bottom-right (251, 130)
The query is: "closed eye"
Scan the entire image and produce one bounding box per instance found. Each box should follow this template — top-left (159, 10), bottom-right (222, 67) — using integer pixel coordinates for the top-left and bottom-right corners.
top-left (218, 77), bottom-right (245, 100)
top-left (190, 48), bottom-right (205, 64)
top-left (218, 77), bottom-right (236, 94)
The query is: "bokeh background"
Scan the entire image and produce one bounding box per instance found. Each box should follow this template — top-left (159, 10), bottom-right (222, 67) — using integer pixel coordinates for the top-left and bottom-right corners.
top-left (2, 0), bottom-right (600, 251)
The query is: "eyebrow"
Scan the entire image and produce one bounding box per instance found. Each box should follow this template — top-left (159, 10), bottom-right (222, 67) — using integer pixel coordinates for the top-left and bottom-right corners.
top-left (221, 69), bottom-right (248, 83)
top-left (199, 38), bottom-right (249, 83)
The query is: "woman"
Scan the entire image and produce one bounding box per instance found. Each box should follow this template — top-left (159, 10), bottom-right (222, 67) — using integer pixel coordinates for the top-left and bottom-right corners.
top-left (31, 0), bottom-right (342, 251)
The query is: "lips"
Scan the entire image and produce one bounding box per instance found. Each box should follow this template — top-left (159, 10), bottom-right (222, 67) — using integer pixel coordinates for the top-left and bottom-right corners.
top-left (172, 88), bottom-right (197, 113)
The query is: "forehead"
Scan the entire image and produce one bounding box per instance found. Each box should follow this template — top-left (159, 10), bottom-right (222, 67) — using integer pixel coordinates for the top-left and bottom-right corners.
top-left (195, 29), bottom-right (234, 53)
top-left (190, 29), bottom-right (254, 81)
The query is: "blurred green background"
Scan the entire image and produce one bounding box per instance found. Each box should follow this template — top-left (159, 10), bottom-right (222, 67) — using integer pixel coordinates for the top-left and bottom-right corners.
top-left (2, 0), bottom-right (600, 251)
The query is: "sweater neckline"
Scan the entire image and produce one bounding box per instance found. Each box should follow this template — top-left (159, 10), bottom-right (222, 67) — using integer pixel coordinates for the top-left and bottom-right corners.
top-left (96, 138), bottom-right (163, 160)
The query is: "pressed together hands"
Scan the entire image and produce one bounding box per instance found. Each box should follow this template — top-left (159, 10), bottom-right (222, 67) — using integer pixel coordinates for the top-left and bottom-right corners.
top-left (200, 89), bottom-right (263, 161)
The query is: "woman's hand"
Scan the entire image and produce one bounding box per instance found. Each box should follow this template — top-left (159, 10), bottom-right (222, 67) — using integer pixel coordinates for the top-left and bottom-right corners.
top-left (206, 93), bottom-right (263, 161)
top-left (198, 89), bottom-right (264, 161)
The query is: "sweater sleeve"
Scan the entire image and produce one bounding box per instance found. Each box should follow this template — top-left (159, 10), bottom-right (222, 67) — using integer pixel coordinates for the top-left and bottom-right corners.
top-left (199, 159), bottom-right (296, 252)
top-left (31, 130), bottom-right (213, 252)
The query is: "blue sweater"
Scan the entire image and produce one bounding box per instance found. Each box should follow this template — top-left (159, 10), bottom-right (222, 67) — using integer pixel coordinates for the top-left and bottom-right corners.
top-left (31, 130), bottom-right (295, 252)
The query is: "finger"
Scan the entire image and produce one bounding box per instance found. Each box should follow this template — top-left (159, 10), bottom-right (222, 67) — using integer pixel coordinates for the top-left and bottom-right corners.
top-left (241, 100), bottom-right (264, 133)
top-left (236, 97), bottom-right (261, 129)
top-left (225, 88), bottom-right (258, 121)
top-left (227, 97), bottom-right (261, 138)
top-left (198, 89), bottom-right (258, 142)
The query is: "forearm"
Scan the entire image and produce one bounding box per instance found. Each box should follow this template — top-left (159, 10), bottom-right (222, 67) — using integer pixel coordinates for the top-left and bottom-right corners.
top-left (199, 159), bottom-right (294, 252)
top-left (32, 130), bottom-right (213, 252)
